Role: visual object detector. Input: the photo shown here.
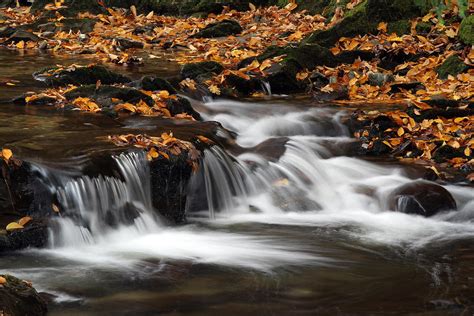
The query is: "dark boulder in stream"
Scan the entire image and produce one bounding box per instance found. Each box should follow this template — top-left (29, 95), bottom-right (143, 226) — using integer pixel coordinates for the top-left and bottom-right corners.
top-left (192, 19), bottom-right (243, 38)
top-left (0, 274), bottom-right (48, 316)
top-left (34, 65), bottom-right (132, 87)
top-left (389, 181), bottom-right (457, 217)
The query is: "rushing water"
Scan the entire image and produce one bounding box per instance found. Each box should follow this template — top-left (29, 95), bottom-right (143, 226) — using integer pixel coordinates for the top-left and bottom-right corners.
top-left (1, 50), bottom-right (474, 315)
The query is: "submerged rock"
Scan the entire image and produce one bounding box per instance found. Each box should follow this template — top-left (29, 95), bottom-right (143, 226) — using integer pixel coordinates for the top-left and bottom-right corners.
top-left (192, 19), bottom-right (243, 38)
top-left (129, 76), bottom-right (177, 94)
top-left (389, 181), bottom-right (457, 217)
top-left (0, 275), bottom-right (48, 316)
top-left (34, 65), bottom-right (131, 87)
top-left (64, 85), bottom-right (154, 108)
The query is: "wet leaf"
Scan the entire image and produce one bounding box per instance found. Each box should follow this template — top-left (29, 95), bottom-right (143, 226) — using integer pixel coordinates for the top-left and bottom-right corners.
top-left (6, 222), bottom-right (23, 231)
top-left (0, 276), bottom-right (6, 285)
top-left (18, 216), bottom-right (32, 226)
top-left (1, 148), bottom-right (13, 162)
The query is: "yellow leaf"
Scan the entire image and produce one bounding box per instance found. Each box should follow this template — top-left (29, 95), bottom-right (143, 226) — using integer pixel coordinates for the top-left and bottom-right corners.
top-left (52, 203), bottom-right (60, 213)
top-left (0, 276), bottom-right (6, 285)
top-left (465, 147), bottom-right (471, 157)
top-left (2, 148), bottom-right (12, 162)
top-left (397, 127), bottom-right (405, 136)
top-left (6, 222), bottom-right (23, 232)
top-left (377, 22), bottom-right (387, 33)
top-left (16, 41), bottom-right (25, 49)
top-left (18, 216), bottom-right (32, 227)
top-left (209, 85), bottom-right (221, 95)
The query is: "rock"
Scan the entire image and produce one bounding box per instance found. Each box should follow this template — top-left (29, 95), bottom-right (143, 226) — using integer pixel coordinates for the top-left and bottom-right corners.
top-left (37, 18), bottom-right (96, 33)
top-left (390, 82), bottom-right (425, 93)
top-left (192, 19), bottom-right (243, 38)
top-left (415, 21), bottom-right (432, 34)
top-left (31, 0), bottom-right (107, 16)
top-left (166, 96), bottom-right (202, 120)
top-left (64, 85), bottom-right (154, 109)
top-left (130, 76), bottom-right (177, 94)
top-left (335, 50), bottom-right (375, 64)
top-left (423, 95), bottom-right (463, 109)
top-left (436, 55), bottom-right (469, 80)
top-left (3, 30), bottom-right (40, 44)
top-left (0, 221), bottom-right (49, 252)
top-left (387, 19), bottom-right (411, 35)
top-left (367, 72), bottom-right (394, 87)
top-left (389, 180), bottom-right (457, 217)
top-left (459, 14), bottom-right (474, 45)
top-left (0, 275), bottom-right (48, 316)
top-left (150, 151), bottom-right (193, 224)
top-left (260, 43), bottom-right (337, 94)
top-left (180, 61), bottom-right (224, 80)
top-left (115, 37), bottom-right (145, 50)
top-left (34, 65), bottom-right (131, 87)
top-left (304, 0), bottom-right (431, 47)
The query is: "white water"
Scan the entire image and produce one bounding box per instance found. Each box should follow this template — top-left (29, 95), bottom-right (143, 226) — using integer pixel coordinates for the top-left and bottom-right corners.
top-left (196, 99), bottom-right (474, 249)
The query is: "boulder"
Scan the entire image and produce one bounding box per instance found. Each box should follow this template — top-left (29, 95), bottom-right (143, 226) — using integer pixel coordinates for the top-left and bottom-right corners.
top-left (0, 275), bottom-right (48, 316)
top-left (37, 18), bottom-right (96, 33)
top-left (192, 19), bottom-right (243, 38)
top-left (459, 14), bottom-right (474, 45)
top-left (436, 55), bottom-right (469, 80)
top-left (304, 0), bottom-right (431, 47)
top-left (180, 61), bottom-right (224, 80)
top-left (33, 65), bottom-right (132, 87)
top-left (166, 96), bottom-right (202, 120)
top-left (64, 85), bottom-right (154, 108)
top-left (389, 181), bottom-right (457, 217)
top-left (31, 0), bottom-right (107, 16)
top-left (3, 30), bottom-right (40, 44)
top-left (130, 76), bottom-right (177, 94)
top-left (115, 37), bottom-right (145, 50)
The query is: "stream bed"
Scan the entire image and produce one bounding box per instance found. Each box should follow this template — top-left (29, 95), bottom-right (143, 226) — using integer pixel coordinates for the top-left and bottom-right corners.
top-left (1, 49), bottom-right (474, 315)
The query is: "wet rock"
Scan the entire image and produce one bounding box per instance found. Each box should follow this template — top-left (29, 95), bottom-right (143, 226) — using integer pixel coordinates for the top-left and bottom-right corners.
top-left (435, 55), bottom-right (468, 80)
top-left (37, 18), bottom-right (96, 34)
top-left (115, 37), bottom-right (145, 50)
top-left (224, 74), bottom-right (263, 96)
top-left (133, 23), bottom-right (161, 35)
top-left (3, 30), bottom-right (40, 44)
top-left (335, 50), bottom-right (375, 64)
top-left (423, 95), bottom-right (464, 110)
top-left (180, 61), bottom-right (224, 80)
top-left (415, 21), bottom-right (432, 34)
top-left (262, 43), bottom-right (337, 94)
top-left (130, 76), bottom-right (177, 94)
top-left (389, 180), bottom-right (457, 217)
top-left (150, 152), bottom-right (193, 224)
top-left (0, 274), bottom-right (48, 316)
top-left (192, 19), bottom-right (242, 38)
top-left (459, 14), bottom-right (474, 45)
top-left (166, 96), bottom-right (202, 120)
top-left (64, 85), bottom-right (153, 109)
top-left (313, 85), bottom-right (348, 102)
top-left (309, 71), bottom-right (329, 89)
top-left (0, 26), bottom-right (16, 38)
top-left (367, 72), bottom-right (394, 87)
top-left (0, 221), bottom-right (48, 252)
top-left (390, 82), bottom-right (425, 94)
top-left (271, 185), bottom-right (321, 212)
top-left (34, 65), bottom-right (131, 87)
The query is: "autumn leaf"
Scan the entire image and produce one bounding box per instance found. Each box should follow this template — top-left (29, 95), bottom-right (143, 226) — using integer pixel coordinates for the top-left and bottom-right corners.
top-left (209, 85), bottom-right (221, 95)
top-left (18, 216), bottom-right (32, 226)
top-left (1, 148), bottom-right (13, 162)
top-left (6, 222), bottom-right (23, 232)
top-left (0, 276), bottom-right (6, 285)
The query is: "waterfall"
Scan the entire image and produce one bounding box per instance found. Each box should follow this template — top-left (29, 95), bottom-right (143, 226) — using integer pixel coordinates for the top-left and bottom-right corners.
top-left (50, 151), bottom-right (159, 247)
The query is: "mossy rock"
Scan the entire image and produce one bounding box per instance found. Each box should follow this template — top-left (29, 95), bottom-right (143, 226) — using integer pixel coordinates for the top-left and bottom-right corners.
top-left (64, 85), bottom-right (154, 109)
top-left (180, 61), bottom-right (224, 80)
top-left (387, 20), bottom-right (411, 35)
top-left (415, 21), bottom-right (432, 34)
top-left (33, 65), bottom-right (131, 87)
top-left (459, 15), bottom-right (474, 45)
top-left (304, 0), bottom-right (432, 47)
top-left (192, 19), bottom-right (243, 38)
top-left (436, 55), bottom-right (468, 79)
top-left (0, 274), bottom-right (48, 316)
top-left (131, 76), bottom-right (177, 94)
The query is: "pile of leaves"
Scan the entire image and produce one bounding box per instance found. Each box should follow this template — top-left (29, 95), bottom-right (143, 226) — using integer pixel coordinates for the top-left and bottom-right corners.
top-left (108, 133), bottom-right (201, 171)
top-left (353, 105), bottom-right (473, 180)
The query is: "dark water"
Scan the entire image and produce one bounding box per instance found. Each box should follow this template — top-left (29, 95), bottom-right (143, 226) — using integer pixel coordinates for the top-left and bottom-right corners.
top-left (0, 49), bottom-right (474, 315)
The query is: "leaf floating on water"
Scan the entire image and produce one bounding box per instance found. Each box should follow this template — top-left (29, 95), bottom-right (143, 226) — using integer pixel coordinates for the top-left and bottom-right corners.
top-left (18, 216), bottom-right (32, 227)
top-left (6, 222), bottom-right (24, 232)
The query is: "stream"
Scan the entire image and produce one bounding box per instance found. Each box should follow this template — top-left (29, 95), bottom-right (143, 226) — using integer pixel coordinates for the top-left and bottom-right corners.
top-left (1, 49), bottom-right (474, 315)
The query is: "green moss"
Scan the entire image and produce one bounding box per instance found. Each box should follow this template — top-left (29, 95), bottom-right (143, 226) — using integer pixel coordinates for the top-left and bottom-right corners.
top-left (436, 55), bottom-right (468, 79)
top-left (415, 21), bottom-right (432, 34)
top-left (459, 15), bottom-right (474, 45)
top-left (387, 20), bottom-right (411, 35)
